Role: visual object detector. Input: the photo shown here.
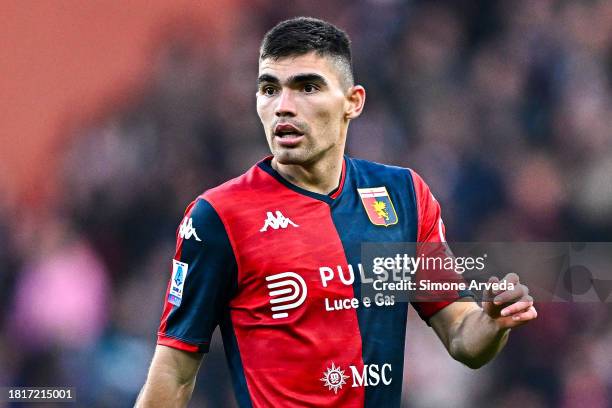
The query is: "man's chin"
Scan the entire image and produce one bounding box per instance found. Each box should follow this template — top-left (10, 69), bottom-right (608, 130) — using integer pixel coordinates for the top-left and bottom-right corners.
top-left (273, 149), bottom-right (309, 166)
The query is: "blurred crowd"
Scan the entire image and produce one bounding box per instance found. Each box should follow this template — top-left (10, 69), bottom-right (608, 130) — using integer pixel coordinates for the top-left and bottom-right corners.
top-left (1, 0), bottom-right (611, 406)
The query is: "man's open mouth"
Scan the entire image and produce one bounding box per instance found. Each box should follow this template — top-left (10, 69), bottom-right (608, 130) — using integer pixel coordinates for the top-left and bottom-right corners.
top-left (274, 123), bottom-right (304, 138)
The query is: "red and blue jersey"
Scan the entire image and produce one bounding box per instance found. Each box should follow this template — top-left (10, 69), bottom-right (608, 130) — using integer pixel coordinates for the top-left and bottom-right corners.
top-left (157, 156), bottom-right (472, 407)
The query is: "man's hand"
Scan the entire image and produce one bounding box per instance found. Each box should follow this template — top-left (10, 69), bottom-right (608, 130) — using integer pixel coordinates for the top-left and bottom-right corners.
top-left (430, 273), bottom-right (537, 369)
top-left (482, 273), bottom-right (537, 329)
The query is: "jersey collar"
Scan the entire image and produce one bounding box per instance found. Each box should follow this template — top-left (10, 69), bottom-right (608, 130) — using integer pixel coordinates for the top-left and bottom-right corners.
top-left (257, 156), bottom-right (348, 204)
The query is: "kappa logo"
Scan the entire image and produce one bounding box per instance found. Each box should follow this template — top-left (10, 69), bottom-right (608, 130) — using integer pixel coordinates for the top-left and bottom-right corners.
top-left (179, 217), bottom-right (202, 241)
top-left (260, 210), bottom-right (298, 232)
top-left (266, 272), bottom-right (308, 319)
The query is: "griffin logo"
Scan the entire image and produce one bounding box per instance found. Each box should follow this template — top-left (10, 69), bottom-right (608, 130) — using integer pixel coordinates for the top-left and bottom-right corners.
top-left (372, 200), bottom-right (389, 221)
top-left (357, 187), bottom-right (398, 227)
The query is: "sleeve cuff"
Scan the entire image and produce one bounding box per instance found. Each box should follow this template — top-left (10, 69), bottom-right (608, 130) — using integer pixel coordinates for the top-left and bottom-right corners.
top-left (157, 333), bottom-right (210, 353)
top-left (414, 291), bottom-right (476, 325)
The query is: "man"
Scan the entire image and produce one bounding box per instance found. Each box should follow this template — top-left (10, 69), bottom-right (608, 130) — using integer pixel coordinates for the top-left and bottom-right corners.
top-left (136, 17), bottom-right (537, 407)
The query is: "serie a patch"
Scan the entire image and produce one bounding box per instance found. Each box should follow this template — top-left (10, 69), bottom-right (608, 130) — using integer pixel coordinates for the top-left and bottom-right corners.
top-left (168, 259), bottom-right (188, 306)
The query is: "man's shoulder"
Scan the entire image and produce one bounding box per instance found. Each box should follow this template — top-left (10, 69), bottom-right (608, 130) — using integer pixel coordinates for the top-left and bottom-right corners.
top-left (347, 156), bottom-right (417, 186)
top-left (196, 160), bottom-right (266, 201)
top-left (186, 159), bottom-right (277, 219)
top-left (348, 156), bottom-right (413, 174)
top-left (349, 159), bottom-right (439, 215)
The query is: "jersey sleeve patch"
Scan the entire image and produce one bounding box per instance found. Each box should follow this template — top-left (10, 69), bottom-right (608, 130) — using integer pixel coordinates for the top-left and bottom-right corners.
top-left (168, 259), bottom-right (188, 306)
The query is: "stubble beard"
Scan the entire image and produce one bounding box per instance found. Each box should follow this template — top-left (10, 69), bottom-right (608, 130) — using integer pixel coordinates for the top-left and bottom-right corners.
top-left (273, 143), bottom-right (314, 165)
top-left (273, 140), bottom-right (340, 170)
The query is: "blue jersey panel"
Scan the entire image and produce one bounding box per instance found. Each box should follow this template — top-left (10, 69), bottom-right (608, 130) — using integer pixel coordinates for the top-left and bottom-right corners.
top-left (330, 157), bottom-right (418, 408)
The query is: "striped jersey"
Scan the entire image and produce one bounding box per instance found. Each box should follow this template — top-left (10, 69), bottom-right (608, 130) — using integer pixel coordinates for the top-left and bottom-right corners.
top-left (157, 156), bottom-right (471, 407)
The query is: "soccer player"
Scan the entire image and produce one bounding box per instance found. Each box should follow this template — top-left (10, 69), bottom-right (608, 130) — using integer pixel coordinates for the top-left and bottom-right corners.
top-left (136, 17), bottom-right (537, 408)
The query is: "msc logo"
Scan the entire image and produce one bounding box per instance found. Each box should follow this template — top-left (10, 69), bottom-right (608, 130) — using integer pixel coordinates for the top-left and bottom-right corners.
top-left (179, 217), bottom-right (202, 241)
top-left (350, 364), bottom-right (392, 388)
top-left (260, 211), bottom-right (298, 232)
top-left (320, 363), bottom-right (349, 394)
top-left (265, 272), bottom-right (307, 319)
top-left (320, 363), bottom-right (392, 393)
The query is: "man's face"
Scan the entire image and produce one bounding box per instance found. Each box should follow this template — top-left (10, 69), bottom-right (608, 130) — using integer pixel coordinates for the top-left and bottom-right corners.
top-left (256, 52), bottom-right (351, 166)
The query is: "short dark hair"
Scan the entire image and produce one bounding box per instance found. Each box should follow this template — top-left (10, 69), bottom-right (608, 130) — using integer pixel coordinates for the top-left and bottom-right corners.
top-left (260, 17), bottom-right (354, 87)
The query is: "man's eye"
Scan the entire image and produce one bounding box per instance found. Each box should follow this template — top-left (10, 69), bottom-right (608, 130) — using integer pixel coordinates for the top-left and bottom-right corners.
top-left (303, 84), bottom-right (318, 93)
top-left (262, 86), bottom-right (276, 96)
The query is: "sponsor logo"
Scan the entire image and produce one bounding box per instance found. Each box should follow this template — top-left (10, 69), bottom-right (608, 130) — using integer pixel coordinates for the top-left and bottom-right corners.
top-left (179, 217), bottom-right (202, 241)
top-left (357, 187), bottom-right (398, 227)
top-left (319, 263), bottom-right (373, 288)
top-left (321, 363), bottom-right (393, 393)
top-left (265, 272), bottom-right (307, 319)
top-left (350, 364), bottom-right (393, 388)
top-left (168, 259), bottom-right (188, 306)
top-left (260, 211), bottom-right (298, 232)
top-left (321, 363), bottom-right (349, 394)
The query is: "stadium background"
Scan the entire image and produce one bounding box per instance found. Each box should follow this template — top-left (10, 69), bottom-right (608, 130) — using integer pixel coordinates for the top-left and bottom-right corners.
top-left (1, 1), bottom-right (611, 406)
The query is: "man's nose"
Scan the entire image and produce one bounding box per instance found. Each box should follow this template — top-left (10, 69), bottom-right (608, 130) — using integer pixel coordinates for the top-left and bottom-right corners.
top-left (274, 89), bottom-right (297, 117)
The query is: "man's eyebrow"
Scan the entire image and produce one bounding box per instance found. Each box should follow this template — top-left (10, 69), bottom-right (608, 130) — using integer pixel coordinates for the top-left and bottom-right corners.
top-left (287, 73), bottom-right (328, 86)
top-left (257, 74), bottom-right (279, 86)
top-left (257, 73), bottom-right (328, 87)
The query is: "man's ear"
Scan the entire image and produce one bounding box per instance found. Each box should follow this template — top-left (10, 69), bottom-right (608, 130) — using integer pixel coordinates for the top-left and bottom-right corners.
top-left (345, 85), bottom-right (366, 120)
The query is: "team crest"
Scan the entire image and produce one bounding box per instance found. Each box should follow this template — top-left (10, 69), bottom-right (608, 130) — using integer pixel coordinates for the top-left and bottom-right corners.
top-left (357, 187), bottom-right (398, 227)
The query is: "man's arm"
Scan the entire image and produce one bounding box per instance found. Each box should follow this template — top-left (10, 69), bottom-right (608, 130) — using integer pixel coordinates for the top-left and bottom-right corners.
top-left (139, 198), bottom-right (236, 405)
top-left (429, 273), bottom-right (537, 369)
top-left (135, 345), bottom-right (204, 407)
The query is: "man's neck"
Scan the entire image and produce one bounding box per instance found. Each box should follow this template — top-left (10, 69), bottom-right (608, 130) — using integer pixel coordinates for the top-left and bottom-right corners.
top-left (271, 152), bottom-right (344, 196)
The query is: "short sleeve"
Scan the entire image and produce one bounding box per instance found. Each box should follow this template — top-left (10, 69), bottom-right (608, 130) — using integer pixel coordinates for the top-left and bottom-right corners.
top-left (157, 198), bottom-right (237, 353)
top-left (409, 170), bottom-right (474, 323)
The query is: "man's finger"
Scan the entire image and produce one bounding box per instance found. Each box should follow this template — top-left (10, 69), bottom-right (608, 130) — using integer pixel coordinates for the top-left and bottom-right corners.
top-left (494, 273), bottom-right (519, 295)
top-left (491, 273), bottom-right (519, 296)
top-left (500, 296), bottom-right (534, 317)
top-left (483, 276), bottom-right (499, 301)
top-left (504, 273), bottom-right (520, 284)
top-left (510, 305), bottom-right (537, 321)
top-left (494, 283), bottom-right (528, 305)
